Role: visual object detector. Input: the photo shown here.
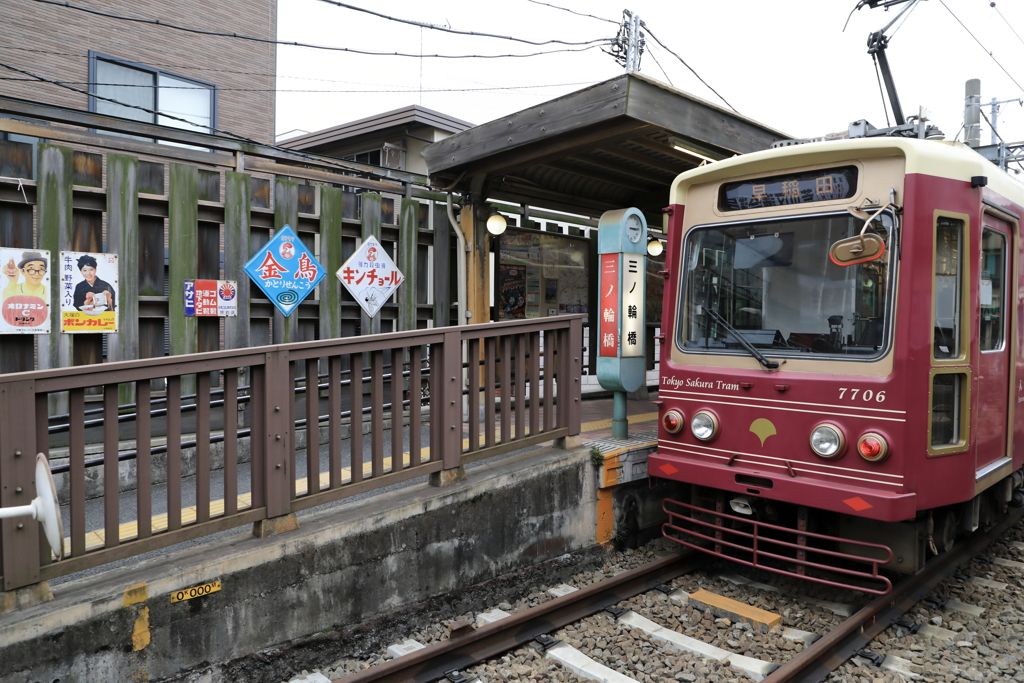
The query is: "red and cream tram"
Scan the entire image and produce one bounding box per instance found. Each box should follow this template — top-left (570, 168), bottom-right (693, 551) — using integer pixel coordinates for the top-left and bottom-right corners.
top-left (652, 135), bottom-right (1024, 592)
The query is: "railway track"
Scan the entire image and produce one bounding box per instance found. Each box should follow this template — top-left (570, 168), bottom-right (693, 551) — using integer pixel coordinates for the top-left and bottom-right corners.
top-left (300, 505), bottom-right (1024, 683)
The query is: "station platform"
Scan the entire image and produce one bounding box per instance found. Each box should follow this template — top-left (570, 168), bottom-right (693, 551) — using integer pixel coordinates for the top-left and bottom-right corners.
top-left (577, 390), bottom-right (658, 444)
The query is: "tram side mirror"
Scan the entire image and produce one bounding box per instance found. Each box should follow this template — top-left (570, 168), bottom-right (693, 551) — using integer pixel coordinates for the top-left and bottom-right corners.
top-left (830, 203), bottom-right (891, 266)
top-left (829, 233), bottom-right (886, 266)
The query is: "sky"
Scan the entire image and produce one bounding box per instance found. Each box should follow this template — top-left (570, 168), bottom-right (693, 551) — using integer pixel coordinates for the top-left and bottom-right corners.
top-left (275, 0), bottom-right (1024, 150)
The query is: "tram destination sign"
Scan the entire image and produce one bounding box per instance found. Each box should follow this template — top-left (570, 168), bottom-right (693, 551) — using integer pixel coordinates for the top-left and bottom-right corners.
top-left (243, 225), bottom-right (325, 317)
top-left (337, 235), bottom-right (404, 318)
top-left (719, 166), bottom-right (858, 211)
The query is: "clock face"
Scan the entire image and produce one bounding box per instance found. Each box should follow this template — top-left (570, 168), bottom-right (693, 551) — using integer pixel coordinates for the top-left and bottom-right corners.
top-left (625, 214), bottom-right (643, 243)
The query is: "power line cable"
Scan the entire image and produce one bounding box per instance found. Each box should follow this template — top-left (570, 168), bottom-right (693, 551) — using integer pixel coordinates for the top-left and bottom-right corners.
top-left (938, 0), bottom-right (1024, 94)
top-left (315, 0), bottom-right (607, 47)
top-left (992, 5), bottom-right (1024, 48)
top-left (0, 76), bottom-right (598, 95)
top-left (0, 59), bottom-right (420, 180)
top-left (643, 44), bottom-right (674, 87)
top-left (642, 25), bottom-right (737, 113)
top-left (31, 0), bottom-right (611, 60)
top-left (523, 0), bottom-right (619, 26)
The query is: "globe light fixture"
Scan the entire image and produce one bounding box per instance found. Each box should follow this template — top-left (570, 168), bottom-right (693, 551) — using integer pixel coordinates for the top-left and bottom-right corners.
top-left (486, 210), bottom-right (507, 236)
top-left (647, 235), bottom-right (664, 257)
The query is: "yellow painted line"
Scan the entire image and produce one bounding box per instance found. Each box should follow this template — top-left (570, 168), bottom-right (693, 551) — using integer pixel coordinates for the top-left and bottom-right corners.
top-left (72, 411), bottom-right (641, 555)
top-left (581, 411), bottom-right (658, 432)
top-left (685, 589), bottom-right (782, 632)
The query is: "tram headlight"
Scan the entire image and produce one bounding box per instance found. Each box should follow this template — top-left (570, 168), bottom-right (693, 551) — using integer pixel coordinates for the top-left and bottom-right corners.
top-left (810, 423), bottom-right (845, 459)
top-left (690, 411), bottom-right (720, 441)
top-left (858, 432), bottom-right (890, 462)
top-left (662, 409), bottom-right (685, 435)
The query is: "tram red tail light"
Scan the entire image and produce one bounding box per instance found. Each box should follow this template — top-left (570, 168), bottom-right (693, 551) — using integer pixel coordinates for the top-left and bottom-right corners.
top-left (858, 433), bottom-right (889, 462)
top-left (662, 410), bottom-right (685, 435)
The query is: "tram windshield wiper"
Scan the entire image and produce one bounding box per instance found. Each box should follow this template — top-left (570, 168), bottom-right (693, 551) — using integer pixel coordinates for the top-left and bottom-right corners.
top-left (702, 306), bottom-right (780, 370)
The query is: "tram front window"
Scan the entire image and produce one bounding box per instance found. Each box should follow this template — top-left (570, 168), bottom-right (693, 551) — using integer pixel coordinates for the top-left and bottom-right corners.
top-left (679, 212), bottom-right (895, 360)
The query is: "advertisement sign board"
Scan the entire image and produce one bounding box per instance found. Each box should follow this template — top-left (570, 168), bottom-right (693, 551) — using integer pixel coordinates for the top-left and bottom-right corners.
top-left (243, 225), bottom-right (325, 317)
top-left (0, 248), bottom-right (51, 334)
top-left (336, 235), bottom-right (404, 318)
top-left (60, 251), bottom-right (118, 333)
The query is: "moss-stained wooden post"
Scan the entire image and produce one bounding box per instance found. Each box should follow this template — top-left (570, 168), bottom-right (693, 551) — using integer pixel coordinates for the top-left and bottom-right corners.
top-left (224, 171), bottom-right (251, 351)
top-left (360, 192), bottom-right (382, 336)
top-left (397, 196), bottom-right (418, 332)
top-left (319, 186), bottom-right (345, 340)
top-left (432, 202), bottom-right (451, 328)
top-left (105, 154), bottom-right (139, 405)
top-left (273, 177), bottom-right (299, 345)
top-left (168, 163), bottom-right (198, 396)
top-left (37, 144), bottom-right (73, 415)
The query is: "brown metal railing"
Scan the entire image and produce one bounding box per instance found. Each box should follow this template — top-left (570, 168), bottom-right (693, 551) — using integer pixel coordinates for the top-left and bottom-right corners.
top-left (0, 316), bottom-right (582, 592)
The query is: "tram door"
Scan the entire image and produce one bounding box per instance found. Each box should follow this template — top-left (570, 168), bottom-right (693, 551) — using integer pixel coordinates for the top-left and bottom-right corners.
top-left (975, 216), bottom-right (1012, 473)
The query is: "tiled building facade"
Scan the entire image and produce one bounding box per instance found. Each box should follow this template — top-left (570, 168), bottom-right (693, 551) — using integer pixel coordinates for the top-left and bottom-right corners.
top-left (0, 0), bottom-right (276, 144)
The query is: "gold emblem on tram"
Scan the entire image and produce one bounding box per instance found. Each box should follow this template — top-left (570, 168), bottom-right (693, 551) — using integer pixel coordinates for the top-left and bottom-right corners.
top-left (749, 418), bottom-right (777, 447)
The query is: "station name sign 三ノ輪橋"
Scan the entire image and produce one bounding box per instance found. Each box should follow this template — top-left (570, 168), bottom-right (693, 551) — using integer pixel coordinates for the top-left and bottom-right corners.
top-left (243, 225), bottom-right (326, 317)
top-left (596, 208), bottom-right (647, 395)
top-left (337, 235), bottom-right (404, 318)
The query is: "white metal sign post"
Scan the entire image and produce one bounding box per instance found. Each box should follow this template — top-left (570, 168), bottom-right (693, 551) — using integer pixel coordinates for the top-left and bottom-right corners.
top-left (337, 236), bottom-right (405, 319)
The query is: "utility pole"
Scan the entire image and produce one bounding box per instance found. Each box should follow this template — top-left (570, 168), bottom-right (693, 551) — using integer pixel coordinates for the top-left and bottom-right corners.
top-left (610, 10), bottom-right (645, 72)
top-left (988, 96), bottom-right (1023, 145)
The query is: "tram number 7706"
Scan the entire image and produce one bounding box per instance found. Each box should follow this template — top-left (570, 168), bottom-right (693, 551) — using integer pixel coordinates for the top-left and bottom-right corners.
top-left (838, 388), bottom-right (887, 402)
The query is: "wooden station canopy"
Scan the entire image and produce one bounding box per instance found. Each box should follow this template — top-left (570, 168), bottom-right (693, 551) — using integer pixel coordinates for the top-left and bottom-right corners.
top-left (422, 73), bottom-right (790, 225)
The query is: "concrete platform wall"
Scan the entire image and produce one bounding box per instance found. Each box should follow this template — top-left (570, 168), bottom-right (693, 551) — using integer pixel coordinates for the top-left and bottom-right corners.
top-left (0, 446), bottom-right (601, 682)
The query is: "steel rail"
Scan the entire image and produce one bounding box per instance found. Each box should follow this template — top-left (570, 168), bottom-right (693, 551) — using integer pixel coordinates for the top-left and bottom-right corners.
top-left (332, 550), bottom-right (712, 683)
top-left (764, 504), bottom-right (1024, 683)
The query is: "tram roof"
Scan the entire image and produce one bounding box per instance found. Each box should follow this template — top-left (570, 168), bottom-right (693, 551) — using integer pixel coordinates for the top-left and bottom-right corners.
top-left (421, 73), bottom-right (790, 225)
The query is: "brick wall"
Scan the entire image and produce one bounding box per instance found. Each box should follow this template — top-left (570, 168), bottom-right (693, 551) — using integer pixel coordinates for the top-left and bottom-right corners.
top-left (0, 0), bottom-right (276, 144)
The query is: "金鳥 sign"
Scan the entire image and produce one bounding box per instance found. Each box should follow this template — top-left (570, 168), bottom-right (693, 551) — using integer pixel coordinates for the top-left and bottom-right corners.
top-left (184, 280), bottom-right (238, 317)
top-left (337, 235), bottom-right (404, 318)
top-left (61, 251), bottom-right (118, 333)
top-left (243, 225), bottom-right (325, 317)
top-left (0, 247), bottom-right (51, 334)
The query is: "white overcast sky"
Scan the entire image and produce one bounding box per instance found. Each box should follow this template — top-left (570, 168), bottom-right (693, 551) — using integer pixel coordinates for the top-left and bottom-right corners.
top-left (276, 0), bottom-right (1024, 148)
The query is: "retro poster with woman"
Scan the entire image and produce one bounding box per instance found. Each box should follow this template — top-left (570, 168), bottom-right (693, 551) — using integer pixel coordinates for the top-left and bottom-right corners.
top-left (0, 248), bottom-right (51, 333)
top-left (60, 252), bottom-right (119, 333)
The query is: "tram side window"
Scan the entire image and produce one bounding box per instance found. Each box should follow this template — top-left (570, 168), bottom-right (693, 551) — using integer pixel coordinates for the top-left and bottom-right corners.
top-left (933, 218), bottom-right (963, 359)
top-left (980, 228), bottom-right (1007, 351)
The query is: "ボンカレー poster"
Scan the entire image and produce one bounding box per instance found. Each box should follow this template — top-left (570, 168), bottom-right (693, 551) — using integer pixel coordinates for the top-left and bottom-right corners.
top-left (61, 252), bottom-right (119, 333)
top-left (0, 248), bottom-right (51, 334)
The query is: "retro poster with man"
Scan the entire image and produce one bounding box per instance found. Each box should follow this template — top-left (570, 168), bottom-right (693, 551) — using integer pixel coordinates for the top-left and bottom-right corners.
top-left (0, 248), bottom-right (51, 334)
top-left (60, 251), bottom-right (119, 333)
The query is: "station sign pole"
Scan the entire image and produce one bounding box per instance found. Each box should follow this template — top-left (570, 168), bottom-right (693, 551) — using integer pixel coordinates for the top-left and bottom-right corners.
top-left (596, 208), bottom-right (647, 439)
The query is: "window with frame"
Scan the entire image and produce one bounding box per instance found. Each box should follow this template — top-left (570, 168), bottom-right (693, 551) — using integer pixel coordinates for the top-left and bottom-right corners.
top-left (933, 217), bottom-right (963, 359)
top-left (89, 52), bottom-right (216, 142)
top-left (979, 227), bottom-right (1007, 352)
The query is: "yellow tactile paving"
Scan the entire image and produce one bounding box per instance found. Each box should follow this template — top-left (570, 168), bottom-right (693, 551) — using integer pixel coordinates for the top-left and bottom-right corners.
top-left (69, 410), bottom-right (656, 554)
top-left (580, 411), bottom-right (658, 431)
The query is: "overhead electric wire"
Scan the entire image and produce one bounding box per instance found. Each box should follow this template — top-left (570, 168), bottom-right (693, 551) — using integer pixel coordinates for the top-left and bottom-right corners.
top-left (938, 0), bottom-right (1024, 95)
top-left (992, 5), bottom-right (1024, 49)
top-left (0, 76), bottom-right (598, 95)
top-left (644, 44), bottom-right (674, 87)
top-left (0, 59), bottom-right (421, 181)
top-left (642, 25), bottom-right (737, 113)
top-left (524, 0), bottom-right (619, 26)
top-left (31, 0), bottom-right (611, 60)
top-left (316, 0), bottom-right (607, 47)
